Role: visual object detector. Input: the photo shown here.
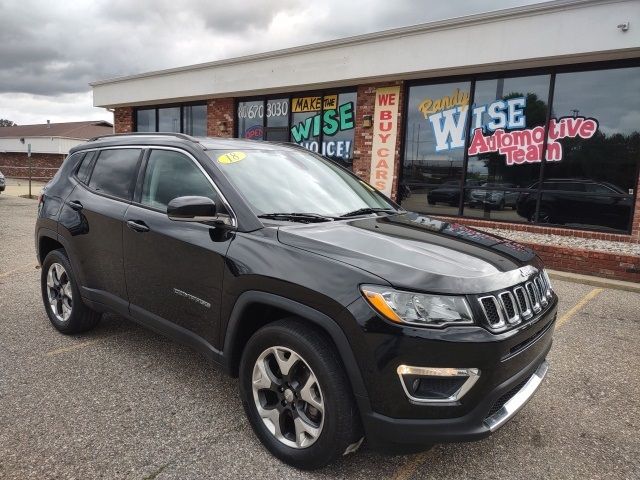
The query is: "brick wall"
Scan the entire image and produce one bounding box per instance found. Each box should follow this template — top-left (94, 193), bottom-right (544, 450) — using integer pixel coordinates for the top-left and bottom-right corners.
top-left (0, 152), bottom-right (65, 180)
top-left (207, 98), bottom-right (235, 138)
top-left (114, 107), bottom-right (134, 133)
top-left (523, 242), bottom-right (640, 283)
top-left (352, 82), bottom-right (405, 200)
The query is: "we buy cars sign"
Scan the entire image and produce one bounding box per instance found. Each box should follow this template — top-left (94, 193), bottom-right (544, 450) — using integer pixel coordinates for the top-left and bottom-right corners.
top-left (369, 86), bottom-right (400, 197)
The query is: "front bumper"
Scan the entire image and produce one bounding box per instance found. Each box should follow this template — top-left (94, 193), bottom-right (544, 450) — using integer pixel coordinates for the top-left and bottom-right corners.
top-left (361, 354), bottom-right (551, 448)
top-left (347, 294), bottom-right (557, 449)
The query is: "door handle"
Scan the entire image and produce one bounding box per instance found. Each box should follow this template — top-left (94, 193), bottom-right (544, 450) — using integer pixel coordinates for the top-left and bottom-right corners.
top-left (126, 220), bottom-right (150, 233)
top-left (68, 200), bottom-right (83, 211)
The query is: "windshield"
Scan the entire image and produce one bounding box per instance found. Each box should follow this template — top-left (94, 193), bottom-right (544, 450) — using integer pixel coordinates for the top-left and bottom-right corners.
top-left (208, 149), bottom-right (396, 217)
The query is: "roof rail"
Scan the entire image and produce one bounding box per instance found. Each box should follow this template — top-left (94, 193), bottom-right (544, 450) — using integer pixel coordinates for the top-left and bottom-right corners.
top-left (87, 132), bottom-right (200, 142)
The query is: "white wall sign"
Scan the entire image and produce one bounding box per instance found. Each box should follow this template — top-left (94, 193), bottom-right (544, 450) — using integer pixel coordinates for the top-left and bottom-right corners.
top-left (369, 86), bottom-right (400, 197)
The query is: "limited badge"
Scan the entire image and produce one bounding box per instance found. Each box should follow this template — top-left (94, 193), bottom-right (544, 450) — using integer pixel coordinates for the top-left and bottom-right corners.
top-left (217, 151), bottom-right (247, 164)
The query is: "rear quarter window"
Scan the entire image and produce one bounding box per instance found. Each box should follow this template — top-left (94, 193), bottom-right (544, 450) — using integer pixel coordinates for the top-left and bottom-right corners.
top-left (88, 149), bottom-right (142, 200)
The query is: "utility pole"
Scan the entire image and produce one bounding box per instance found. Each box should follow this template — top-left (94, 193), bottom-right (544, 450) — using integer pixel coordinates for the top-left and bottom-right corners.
top-left (28, 143), bottom-right (32, 198)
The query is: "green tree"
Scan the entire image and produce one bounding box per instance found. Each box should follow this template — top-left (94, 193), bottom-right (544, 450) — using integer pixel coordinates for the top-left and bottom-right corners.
top-left (0, 119), bottom-right (17, 127)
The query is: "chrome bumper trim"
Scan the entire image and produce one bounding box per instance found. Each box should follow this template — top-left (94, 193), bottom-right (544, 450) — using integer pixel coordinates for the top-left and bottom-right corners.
top-left (396, 365), bottom-right (480, 405)
top-left (484, 360), bottom-right (549, 432)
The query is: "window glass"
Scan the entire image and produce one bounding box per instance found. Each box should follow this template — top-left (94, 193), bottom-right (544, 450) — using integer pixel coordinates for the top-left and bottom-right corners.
top-left (209, 149), bottom-right (394, 217)
top-left (266, 98), bottom-right (289, 127)
top-left (141, 150), bottom-right (217, 211)
top-left (237, 100), bottom-right (264, 140)
top-left (463, 74), bottom-right (550, 223)
top-left (543, 67), bottom-right (639, 193)
top-left (537, 67), bottom-right (640, 232)
top-left (536, 191), bottom-right (632, 232)
top-left (322, 92), bottom-right (357, 165)
top-left (290, 95), bottom-right (323, 152)
top-left (88, 149), bottom-right (141, 200)
top-left (158, 107), bottom-right (181, 132)
top-left (76, 151), bottom-right (95, 183)
top-left (401, 81), bottom-right (471, 217)
top-left (136, 109), bottom-right (156, 132)
top-left (183, 104), bottom-right (207, 136)
top-left (289, 92), bottom-right (357, 164)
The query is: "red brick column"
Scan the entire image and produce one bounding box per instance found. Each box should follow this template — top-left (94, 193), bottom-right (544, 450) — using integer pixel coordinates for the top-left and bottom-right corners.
top-left (207, 98), bottom-right (235, 138)
top-left (114, 107), bottom-right (134, 133)
top-left (632, 170), bottom-right (640, 241)
top-left (352, 81), bottom-right (405, 201)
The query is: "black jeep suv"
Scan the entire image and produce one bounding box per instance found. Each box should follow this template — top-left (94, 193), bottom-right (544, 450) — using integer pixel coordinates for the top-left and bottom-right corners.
top-left (35, 134), bottom-right (556, 469)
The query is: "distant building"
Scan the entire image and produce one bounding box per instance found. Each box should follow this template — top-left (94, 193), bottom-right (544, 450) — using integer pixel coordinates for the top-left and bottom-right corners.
top-left (0, 120), bottom-right (113, 180)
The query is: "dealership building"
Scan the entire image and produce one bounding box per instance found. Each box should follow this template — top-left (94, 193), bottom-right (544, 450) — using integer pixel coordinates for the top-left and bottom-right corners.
top-left (91, 0), bottom-right (640, 254)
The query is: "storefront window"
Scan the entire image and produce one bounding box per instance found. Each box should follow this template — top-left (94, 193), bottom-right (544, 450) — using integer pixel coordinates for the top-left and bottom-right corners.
top-left (400, 63), bottom-right (639, 234)
top-left (265, 98), bottom-right (289, 141)
top-left (235, 92), bottom-right (357, 165)
top-left (135, 103), bottom-right (206, 135)
top-left (158, 107), bottom-right (181, 132)
top-left (464, 74), bottom-right (550, 223)
top-left (183, 104), bottom-right (206, 136)
top-left (136, 109), bottom-right (156, 132)
top-left (322, 92), bottom-right (356, 164)
top-left (402, 81), bottom-right (471, 217)
top-left (538, 67), bottom-right (639, 232)
top-left (237, 100), bottom-right (264, 140)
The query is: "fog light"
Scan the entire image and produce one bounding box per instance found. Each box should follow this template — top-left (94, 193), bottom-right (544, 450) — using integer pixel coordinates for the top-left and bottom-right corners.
top-left (397, 365), bottom-right (480, 404)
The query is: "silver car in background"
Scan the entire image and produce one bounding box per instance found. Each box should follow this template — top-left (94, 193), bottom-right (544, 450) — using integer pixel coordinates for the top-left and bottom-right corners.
top-left (469, 182), bottom-right (519, 210)
top-left (0, 171), bottom-right (5, 193)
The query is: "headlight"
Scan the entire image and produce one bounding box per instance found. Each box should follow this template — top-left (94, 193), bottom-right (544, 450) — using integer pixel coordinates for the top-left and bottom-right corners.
top-left (360, 285), bottom-right (473, 328)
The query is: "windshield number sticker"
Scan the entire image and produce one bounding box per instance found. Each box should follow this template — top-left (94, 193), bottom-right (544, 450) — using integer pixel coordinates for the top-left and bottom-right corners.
top-left (218, 151), bottom-right (247, 164)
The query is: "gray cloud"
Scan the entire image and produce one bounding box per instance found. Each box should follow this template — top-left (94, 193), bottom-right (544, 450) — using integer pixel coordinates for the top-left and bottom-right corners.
top-left (0, 0), bottom-right (541, 123)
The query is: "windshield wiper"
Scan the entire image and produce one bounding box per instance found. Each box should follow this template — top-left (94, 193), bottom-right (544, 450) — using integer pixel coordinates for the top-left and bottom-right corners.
top-left (257, 212), bottom-right (334, 223)
top-left (339, 207), bottom-right (398, 218)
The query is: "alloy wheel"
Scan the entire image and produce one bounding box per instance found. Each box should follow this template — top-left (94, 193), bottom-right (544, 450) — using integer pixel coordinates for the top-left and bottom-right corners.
top-left (251, 346), bottom-right (324, 449)
top-left (46, 262), bottom-right (73, 322)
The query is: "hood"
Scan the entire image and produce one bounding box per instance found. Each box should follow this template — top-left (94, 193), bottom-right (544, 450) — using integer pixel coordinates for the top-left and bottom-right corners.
top-left (277, 212), bottom-right (542, 294)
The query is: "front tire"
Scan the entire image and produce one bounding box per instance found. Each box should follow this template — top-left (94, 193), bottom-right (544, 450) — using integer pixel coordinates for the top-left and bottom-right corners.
top-left (41, 249), bottom-right (101, 334)
top-left (239, 318), bottom-right (362, 469)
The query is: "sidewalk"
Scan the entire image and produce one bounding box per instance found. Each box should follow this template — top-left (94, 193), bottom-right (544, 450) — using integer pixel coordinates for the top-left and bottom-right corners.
top-left (1, 178), bottom-right (47, 198)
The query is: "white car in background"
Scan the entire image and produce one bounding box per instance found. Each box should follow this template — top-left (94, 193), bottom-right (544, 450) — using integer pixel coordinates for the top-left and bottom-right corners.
top-left (0, 171), bottom-right (5, 194)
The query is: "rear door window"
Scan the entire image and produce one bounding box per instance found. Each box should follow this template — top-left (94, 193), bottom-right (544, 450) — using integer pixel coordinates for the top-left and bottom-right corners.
top-left (88, 149), bottom-right (142, 200)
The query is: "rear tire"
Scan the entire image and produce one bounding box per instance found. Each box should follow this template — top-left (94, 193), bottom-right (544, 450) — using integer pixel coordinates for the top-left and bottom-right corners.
top-left (239, 318), bottom-right (363, 469)
top-left (41, 249), bottom-right (101, 334)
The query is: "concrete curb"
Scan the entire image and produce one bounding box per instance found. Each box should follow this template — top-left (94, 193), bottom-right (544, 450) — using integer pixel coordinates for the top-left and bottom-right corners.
top-left (548, 269), bottom-right (640, 293)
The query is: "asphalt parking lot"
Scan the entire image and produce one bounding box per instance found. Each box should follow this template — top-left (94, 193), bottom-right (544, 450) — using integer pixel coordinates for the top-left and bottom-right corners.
top-left (1, 194), bottom-right (639, 479)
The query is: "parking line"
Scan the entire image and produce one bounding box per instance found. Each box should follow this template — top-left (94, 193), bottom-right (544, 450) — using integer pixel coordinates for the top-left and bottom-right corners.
top-left (556, 287), bottom-right (603, 329)
top-left (45, 340), bottom-right (98, 357)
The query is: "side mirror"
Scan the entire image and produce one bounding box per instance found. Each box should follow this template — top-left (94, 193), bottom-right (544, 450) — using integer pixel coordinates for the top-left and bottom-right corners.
top-left (167, 196), bottom-right (223, 223)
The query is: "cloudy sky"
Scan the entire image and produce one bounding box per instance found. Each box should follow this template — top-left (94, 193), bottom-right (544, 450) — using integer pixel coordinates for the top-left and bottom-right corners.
top-left (0, 0), bottom-right (543, 126)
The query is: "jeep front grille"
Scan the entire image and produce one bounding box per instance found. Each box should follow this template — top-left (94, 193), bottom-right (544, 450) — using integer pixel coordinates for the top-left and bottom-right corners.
top-left (476, 272), bottom-right (553, 332)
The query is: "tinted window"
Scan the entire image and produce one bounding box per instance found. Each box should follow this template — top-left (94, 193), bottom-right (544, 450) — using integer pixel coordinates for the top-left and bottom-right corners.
top-left (141, 150), bottom-right (217, 211)
top-left (88, 149), bottom-right (141, 200)
top-left (158, 107), bottom-right (181, 132)
top-left (463, 74), bottom-right (550, 223)
top-left (543, 67), bottom-right (640, 193)
top-left (76, 151), bottom-right (95, 183)
top-left (401, 81), bottom-right (472, 217)
top-left (183, 105), bottom-right (207, 136)
top-left (137, 109), bottom-right (156, 132)
top-left (237, 100), bottom-right (264, 140)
